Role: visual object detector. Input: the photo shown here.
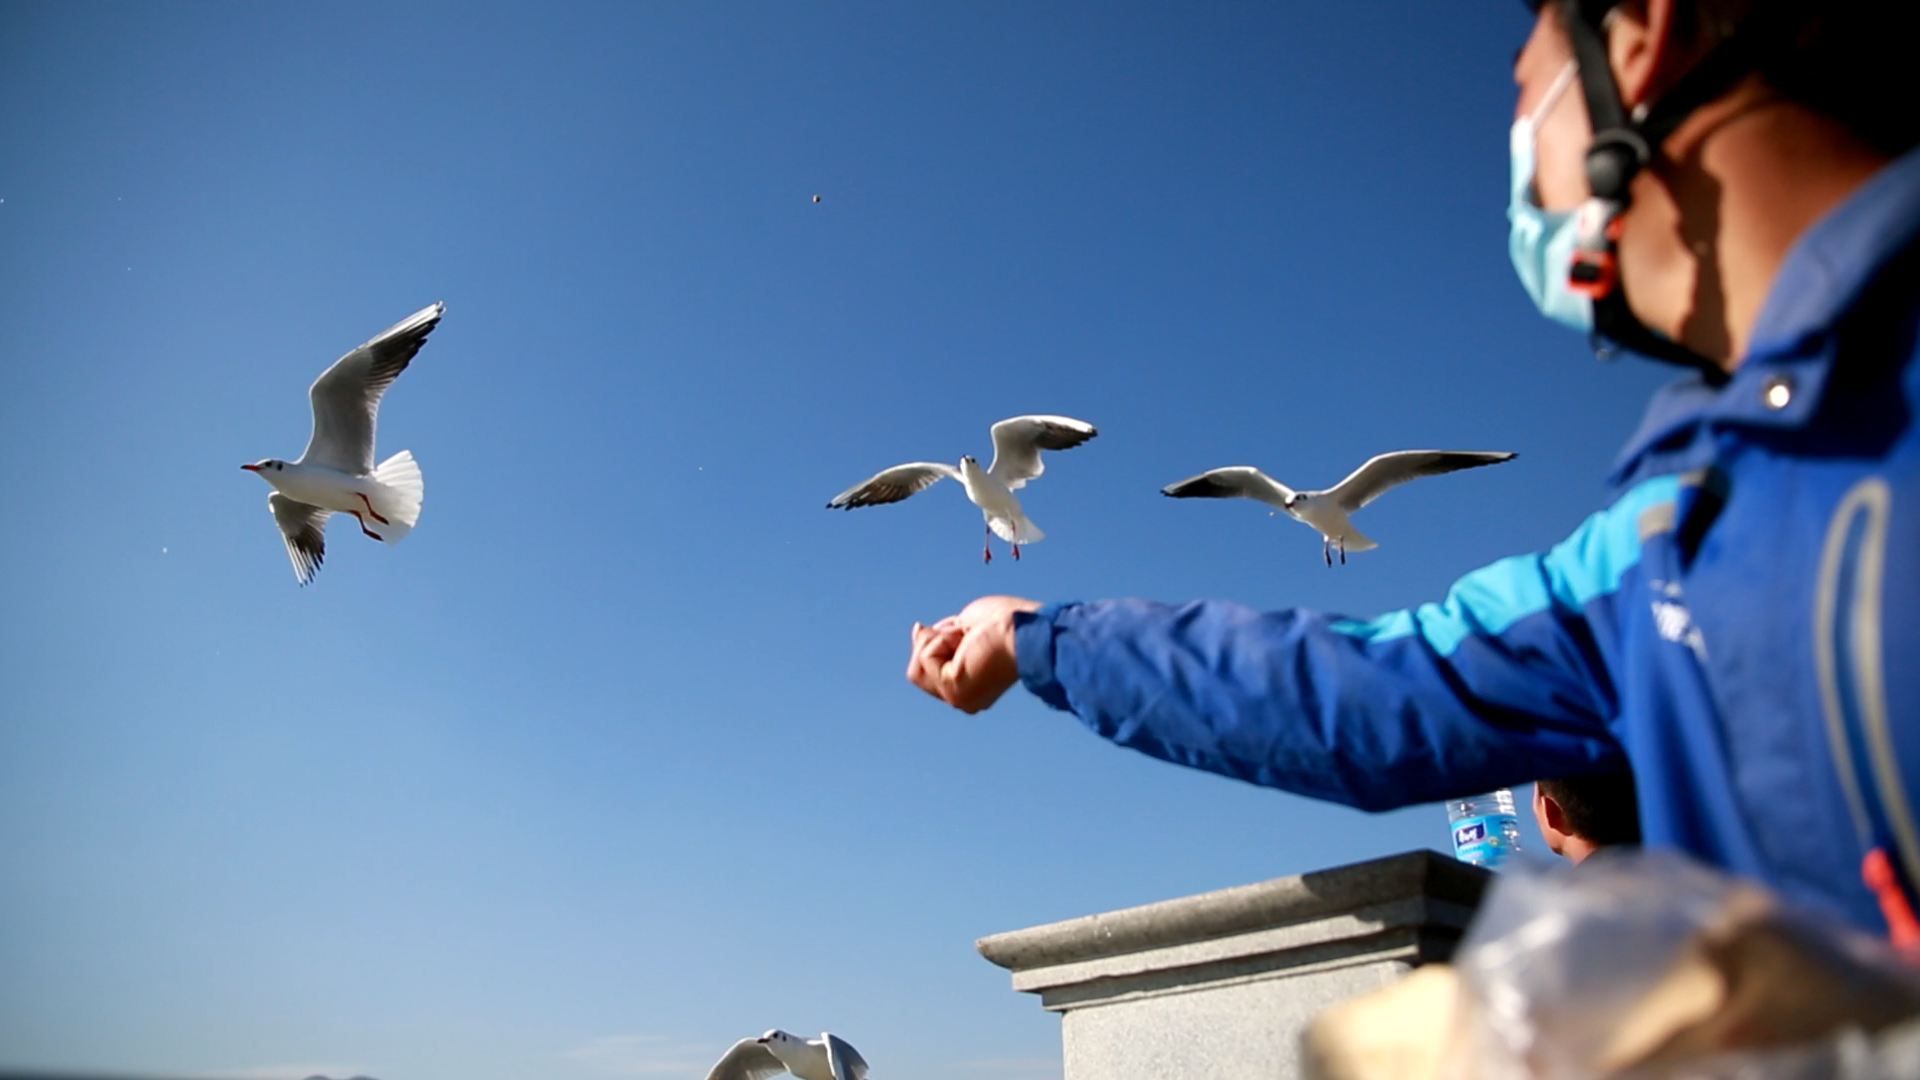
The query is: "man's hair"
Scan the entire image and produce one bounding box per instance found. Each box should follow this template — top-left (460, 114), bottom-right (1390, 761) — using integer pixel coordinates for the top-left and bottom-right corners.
top-left (1660, 0), bottom-right (1920, 155)
top-left (1538, 772), bottom-right (1643, 846)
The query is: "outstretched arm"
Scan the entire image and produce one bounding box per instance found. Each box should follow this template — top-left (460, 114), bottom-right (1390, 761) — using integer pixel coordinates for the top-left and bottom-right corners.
top-left (906, 488), bottom-right (1670, 811)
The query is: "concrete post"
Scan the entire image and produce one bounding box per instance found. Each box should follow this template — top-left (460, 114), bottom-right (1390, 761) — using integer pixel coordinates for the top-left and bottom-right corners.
top-left (976, 850), bottom-right (1489, 1080)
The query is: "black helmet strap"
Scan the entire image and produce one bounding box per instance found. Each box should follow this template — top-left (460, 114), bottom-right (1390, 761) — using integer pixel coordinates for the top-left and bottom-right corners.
top-left (1555, 0), bottom-right (1793, 385)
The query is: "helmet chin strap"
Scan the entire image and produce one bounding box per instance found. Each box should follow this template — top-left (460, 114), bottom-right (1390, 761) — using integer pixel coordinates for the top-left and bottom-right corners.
top-left (1556, 0), bottom-right (1794, 386)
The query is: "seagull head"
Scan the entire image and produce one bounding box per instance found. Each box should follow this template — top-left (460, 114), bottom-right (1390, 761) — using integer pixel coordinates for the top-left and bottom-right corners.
top-left (241, 458), bottom-right (288, 475)
top-left (757, 1029), bottom-right (794, 1046)
top-left (959, 454), bottom-right (980, 474)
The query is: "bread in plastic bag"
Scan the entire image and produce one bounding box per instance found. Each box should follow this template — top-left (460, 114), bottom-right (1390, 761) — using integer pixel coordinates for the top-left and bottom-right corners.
top-left (1305, 850), bottom-right (1920, 1080)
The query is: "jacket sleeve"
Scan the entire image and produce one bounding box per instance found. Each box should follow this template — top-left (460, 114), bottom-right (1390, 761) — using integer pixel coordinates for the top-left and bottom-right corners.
top-left (1011, 484), bottom-right (1675, 811)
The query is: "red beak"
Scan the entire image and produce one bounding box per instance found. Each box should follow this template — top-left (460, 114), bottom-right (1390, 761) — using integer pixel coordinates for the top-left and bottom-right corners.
top-left (240, 463), bottom-right (260, 471)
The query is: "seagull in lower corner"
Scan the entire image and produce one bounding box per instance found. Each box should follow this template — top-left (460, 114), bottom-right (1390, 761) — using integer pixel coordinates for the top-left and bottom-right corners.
top-left (1161, 449), bottom-right (1516, 565)
top-left (241, 302), bottom-right (443, 585)
top-left (827, 414), bottom-right (1097, 563)
top-left (703, 1029), bottom-right (869, 1080)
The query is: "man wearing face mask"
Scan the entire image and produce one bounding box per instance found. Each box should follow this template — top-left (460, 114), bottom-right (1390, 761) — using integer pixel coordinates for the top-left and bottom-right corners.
top-left (906, 0), bottom-right (1920, 942)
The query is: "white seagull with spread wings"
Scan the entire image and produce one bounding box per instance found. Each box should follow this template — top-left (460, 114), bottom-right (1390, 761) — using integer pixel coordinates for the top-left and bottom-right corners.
top-left (1162, 449), bottom-right (1516, 565)
top-left (703, 1029), bottom-right (869, 1080)
top-left (241, 302), bottom-right (442, 585)
top-left (827, 414), bottom-right (1097, 563)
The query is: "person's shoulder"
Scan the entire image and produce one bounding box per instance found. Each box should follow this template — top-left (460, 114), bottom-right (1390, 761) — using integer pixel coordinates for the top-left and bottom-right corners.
top-left (1542, 474), bottom-right (1685, 599)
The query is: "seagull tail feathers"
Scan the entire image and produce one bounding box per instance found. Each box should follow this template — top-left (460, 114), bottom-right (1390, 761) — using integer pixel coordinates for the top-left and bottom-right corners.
top-left (1341, 526), bottom-right (1378, 553)
top-left (369, 449), bottom-right (424, 543)
top-left (988, 513), bottom-right (1044, 545)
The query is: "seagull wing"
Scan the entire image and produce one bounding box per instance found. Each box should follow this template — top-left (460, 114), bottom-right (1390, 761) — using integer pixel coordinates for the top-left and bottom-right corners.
top-left (824, 1033), bottom-right (869, 1080)
top-left (268, 493), bottom-right (330, 586)
top-left (702, 1039), bottom-right (788, 1080)
top-left (1160, 466), bottom-right (1296, 510)
top-left (1326, 450), bottom-right (1517, 511)
top-left (827, 462), bottom-right (960, 509)
top-left (299, 302), bottom-right (444, 475)
top-left (986, 414), bottom-right (1098, 490)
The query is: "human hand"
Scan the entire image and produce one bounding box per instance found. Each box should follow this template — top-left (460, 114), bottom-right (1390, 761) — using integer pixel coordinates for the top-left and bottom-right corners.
top-left (906, 595), bottom-right (1042, 713)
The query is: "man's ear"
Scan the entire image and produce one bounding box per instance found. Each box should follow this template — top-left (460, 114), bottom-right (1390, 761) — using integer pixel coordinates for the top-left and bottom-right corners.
top-left (1532, 785), bottom-right (1566, 856)
top-left (1605, 0), bottom-right (1690, 113)
top-left (1539, 789), bottom-right (1571, 836)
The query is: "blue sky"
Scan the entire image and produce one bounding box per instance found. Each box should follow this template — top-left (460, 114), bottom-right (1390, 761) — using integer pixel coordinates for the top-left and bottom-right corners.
top-left (0, 3), bottom-right (1673, 1078)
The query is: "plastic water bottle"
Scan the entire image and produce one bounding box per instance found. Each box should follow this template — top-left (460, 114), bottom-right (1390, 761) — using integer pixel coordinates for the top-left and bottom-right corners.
top-left (1448, 789), bottom-right (1523, 868)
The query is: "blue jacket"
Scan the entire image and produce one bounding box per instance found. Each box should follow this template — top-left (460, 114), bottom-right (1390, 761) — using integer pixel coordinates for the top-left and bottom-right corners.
top-left (1014, 146), bottom-right (1920, 934)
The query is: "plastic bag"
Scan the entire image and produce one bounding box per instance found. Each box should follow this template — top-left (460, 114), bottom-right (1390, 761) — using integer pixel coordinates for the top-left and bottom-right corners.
top-left (1303, 850), bottom-right (1920, 1080)
top-left (1445, 850), bottom-right (1920, 1080)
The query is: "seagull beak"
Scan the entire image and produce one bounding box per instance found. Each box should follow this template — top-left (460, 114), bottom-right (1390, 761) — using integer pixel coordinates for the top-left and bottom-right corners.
top-left (756, 1037), bottom-right (769, 1044)
top-left (240, 463), bottom-right (260, 471)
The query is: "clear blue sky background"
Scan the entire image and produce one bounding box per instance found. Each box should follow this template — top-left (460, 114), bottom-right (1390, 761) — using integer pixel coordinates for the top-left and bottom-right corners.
top-left (0, 3), bottom-right (1673, 1078)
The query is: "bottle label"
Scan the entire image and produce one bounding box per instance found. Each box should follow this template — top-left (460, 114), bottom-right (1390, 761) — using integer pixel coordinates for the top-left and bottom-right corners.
top-left (1451, 814), bottom-right (1514, 866)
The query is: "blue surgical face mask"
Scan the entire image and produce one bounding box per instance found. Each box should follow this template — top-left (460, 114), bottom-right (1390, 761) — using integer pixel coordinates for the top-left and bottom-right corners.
top-left (1508, 62), bottom-right (1592, 332)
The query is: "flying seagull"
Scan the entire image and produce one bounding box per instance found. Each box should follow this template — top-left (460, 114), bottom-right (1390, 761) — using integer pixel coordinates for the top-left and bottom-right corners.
top-left (1162, 449), bottom-right (1516, 565)
top-left (827, 414), bottom-right (1097, 563)
top-left (242, 302), bottom-right (443, 585)
top-left (703, 1029), bottom-right (868, 1080)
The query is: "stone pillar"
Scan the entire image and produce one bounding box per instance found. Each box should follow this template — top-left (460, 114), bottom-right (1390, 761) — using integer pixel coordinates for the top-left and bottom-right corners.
top-left (975, 850), bottom-right (1489, 1080)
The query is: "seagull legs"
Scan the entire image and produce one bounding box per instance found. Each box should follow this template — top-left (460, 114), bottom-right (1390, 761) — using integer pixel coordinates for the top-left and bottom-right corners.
top-left (357, 492), bottom-right (390, 525)
top-left (982, 522), bottom-right (1021, 562)
top-left (1339, 537), bottom-right (1347, 565)
top-left (1323, 538), bottom-right (1332, 567)
top-left (350, 510), bottom-right (383, 542)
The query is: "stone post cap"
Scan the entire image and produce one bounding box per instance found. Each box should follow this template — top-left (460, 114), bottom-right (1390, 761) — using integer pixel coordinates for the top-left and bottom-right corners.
top-left (977, 849), bottom-right (1489, 974)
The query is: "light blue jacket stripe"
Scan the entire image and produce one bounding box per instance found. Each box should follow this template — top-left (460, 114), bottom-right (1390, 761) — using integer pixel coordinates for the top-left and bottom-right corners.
top-left (1331, 474), bottom-right (1682, 656)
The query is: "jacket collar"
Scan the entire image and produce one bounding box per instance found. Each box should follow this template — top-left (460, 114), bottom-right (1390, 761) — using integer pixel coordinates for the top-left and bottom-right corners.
top-left (1608, 144), bottom-right (1920, 488)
